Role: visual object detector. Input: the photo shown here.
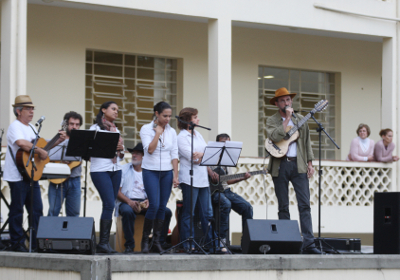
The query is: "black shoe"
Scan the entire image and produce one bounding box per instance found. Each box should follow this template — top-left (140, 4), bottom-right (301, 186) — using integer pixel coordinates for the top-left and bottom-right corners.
top-left (14, 244), bottom-right (28, 252)
top-left (124, 246), bottom-right (134, 254)
top-left (141, 218), bottom-right (154, 253)
top-left (151, 219), bottom-right (164, 253)
top-left (96, 219), bottom-right (117, 254)
top-left (302, 247), bottom-right (323, 254)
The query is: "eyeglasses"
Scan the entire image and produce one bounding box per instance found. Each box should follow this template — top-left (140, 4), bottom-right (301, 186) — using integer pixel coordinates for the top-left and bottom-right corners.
top-left (22, 107), bottom-right (35, 111)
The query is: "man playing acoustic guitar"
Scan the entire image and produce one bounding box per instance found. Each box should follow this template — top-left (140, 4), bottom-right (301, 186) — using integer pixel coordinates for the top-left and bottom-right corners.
top-left (3, 95), bottom-right (66, 252)
top-left (47, 111), bottom-right (83, 217)
top-left (266, 87), bottom-right (321, 254)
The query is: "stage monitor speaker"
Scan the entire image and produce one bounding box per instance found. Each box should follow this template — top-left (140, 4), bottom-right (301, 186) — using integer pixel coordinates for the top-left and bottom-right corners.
top-left (242, 219), bottom-right (302, 254)
top-left (374, 192), bottom-right (400, 254)
top-left (37, 216), bottom-right (96, 255)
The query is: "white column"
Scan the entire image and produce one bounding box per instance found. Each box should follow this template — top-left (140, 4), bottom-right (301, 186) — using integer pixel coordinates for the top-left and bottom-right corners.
top-left (382, 38), bottom-right (396, 129)
top-left (0, 0), bottom-right (27, 130)
top-left (381, 38), bottom-right (398, 191)
top-left (208, 18), bottom-right (232, 141)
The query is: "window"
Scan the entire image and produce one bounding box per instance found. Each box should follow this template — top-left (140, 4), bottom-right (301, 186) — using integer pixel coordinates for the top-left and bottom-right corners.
top-left (85, 50), bottom-right (178, 148)
top-left (258, 66), bottom-right (336, 159)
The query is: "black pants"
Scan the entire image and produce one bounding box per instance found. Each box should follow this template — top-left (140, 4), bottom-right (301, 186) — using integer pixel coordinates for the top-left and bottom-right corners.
top-left (272, 159), bottom-right (315, 248)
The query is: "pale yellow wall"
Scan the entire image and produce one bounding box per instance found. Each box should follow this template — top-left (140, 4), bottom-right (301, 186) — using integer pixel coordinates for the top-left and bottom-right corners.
top-left (232, 27), bottom-right (382, 158)
top-left (27, 4), bottom-right (209, 139)
top-left (26, 5), bottom-right (382, 159)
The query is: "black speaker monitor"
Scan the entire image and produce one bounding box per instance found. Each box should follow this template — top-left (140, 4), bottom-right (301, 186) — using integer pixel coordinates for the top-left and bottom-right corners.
top-left (242, 219), bottom-right (302, 254)
top-left (37, 216), bottom-right (96, 255)
top-left (374, 192), bottom-right (400, 254)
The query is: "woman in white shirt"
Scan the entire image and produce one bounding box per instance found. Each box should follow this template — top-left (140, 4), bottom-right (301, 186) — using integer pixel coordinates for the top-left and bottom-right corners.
top-left (90, 101), bottom-right (125, 254)
top-left (177, 107), bottom-right (216, 253)
top-left (139, 101), bottom-right (179, 253)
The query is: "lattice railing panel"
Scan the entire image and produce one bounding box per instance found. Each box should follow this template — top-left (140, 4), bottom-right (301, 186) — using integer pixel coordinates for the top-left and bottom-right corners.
top-left (0, 150), bottom-right (394, 210)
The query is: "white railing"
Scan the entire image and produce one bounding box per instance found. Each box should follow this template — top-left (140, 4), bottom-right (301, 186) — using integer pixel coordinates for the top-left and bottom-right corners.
top-left (0, 152), bottom-right (394, 213)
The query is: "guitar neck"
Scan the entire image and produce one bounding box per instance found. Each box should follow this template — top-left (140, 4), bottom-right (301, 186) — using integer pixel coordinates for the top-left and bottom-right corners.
top-left (287, 113), bottom-right (312, 137)
top-left (43, 133), bottom-right (61, 151)
top-left (220, 170), bottom-right (265, 182)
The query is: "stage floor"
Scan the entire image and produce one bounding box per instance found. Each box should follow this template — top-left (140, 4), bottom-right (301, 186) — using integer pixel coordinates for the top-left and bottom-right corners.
top-left (1, 248), bottom-right (400, 280)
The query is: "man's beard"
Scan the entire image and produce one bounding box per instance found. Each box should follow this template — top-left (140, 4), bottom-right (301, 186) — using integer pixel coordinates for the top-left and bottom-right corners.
top-left (131, 159), bottom-right (142, 166)
top-left (66, 128), bottom-right (76, 137)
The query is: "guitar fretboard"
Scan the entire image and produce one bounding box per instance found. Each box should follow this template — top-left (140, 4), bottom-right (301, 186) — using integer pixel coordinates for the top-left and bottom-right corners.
top-left (220, 170), bottom-right (266, 182)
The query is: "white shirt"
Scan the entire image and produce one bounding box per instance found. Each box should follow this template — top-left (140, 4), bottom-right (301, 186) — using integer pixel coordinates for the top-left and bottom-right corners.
top-left (178, 129), bottom-right (209, 188)
top-left (4, 120), bottom-right (38, 182)
top-left (115, 162), bottom-right (146, 217)
top-left (282, 117), bottom-right (297, 157)
top-left (89, 124), bottom-right (122, 172)
top-left (140, 121), bottom-right (179, 171)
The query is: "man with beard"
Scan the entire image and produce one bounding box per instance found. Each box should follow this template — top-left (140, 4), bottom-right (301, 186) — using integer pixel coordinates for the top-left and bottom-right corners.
top-left (116, 143), bottom-right (172, 253)
top-left (47, 111), bottom-right (83, 217)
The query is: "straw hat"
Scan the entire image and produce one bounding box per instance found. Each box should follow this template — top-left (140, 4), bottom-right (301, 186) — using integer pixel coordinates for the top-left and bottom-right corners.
top-left (12, 95), bottom-right (35, 107)
top-left (269, 88), bottom-right (296, 105)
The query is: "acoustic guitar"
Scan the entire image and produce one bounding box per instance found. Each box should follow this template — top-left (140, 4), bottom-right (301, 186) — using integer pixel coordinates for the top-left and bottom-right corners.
top-left (209, 167), bottom-right (268, 195)
top-left (48, 161), bottom-right (81, 185)
top-left (264, 100), bottom-right (328, 158)
top-left (16, 121), bottom-right (67, 181)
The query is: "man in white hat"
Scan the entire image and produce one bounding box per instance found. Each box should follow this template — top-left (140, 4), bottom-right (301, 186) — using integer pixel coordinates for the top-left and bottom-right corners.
top-left (266, 88), bottom-right (320, 254)
top-left (3, 95), bottom-right (65, 252)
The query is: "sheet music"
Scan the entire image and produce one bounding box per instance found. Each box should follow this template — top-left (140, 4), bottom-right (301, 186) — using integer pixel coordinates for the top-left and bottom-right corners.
top-left (201, 141), bottom-right (243, 167)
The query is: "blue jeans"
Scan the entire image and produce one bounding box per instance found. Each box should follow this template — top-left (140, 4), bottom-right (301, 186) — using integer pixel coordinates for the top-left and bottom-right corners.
top-left (272, 159), bottom-right (315, 248)
top-left (48, 177), bottom-right (81, 217)
top-left (212, 188), bottom-right (253, 239)
top-left (8, 180), bottom-right (43, 248)
top-left (180, 183), bottom-right (215, 249)
top-left (142, 169), bottom-right (173, 220)
top-left (119, 202), bottom-right (172, 248)
top-left (91, 170), bottom-right (121, 220)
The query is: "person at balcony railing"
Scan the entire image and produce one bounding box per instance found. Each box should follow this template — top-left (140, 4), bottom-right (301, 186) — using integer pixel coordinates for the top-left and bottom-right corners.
top-left (347, 123), bottom-right (375, 161)
top-left (90, 101), bottom-right (125, 254)
top-left (374, 128), bottom-right (399, 163)
top-left (139, 101), bottom-right (179, 253)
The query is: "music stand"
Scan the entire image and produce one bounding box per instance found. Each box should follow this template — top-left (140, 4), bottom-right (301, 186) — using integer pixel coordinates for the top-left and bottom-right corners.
top-left (66, 130), bottom-right (119, 217)
top-left (48, 143), bottom-right (81, 216)
top-left (200, 141), bottom-right (242, 254)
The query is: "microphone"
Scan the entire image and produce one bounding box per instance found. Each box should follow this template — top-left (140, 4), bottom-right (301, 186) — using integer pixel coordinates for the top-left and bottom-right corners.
top-left (283, 106), bottom-right (296, 119)
top-left (35, 116), bottom-right (46, 126)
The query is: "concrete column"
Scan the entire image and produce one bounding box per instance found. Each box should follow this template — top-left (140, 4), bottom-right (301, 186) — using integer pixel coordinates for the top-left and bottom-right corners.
top-left (381, 38), bottom-right (398, 191)
top-left (0, 0), bottom-right (27, 131)
top-left (382, 38), bottom-right (396, 129)
top-left (208, 18), bottom-right (232, 141)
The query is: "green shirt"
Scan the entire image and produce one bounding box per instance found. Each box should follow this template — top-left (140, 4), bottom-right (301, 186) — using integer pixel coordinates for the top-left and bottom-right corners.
top-left (265, 111), bottom-right (314, 177)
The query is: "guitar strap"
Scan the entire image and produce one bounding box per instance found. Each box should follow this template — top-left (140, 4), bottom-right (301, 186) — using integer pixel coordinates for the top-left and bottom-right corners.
top-left (8, 145), bottom-right (29, 181)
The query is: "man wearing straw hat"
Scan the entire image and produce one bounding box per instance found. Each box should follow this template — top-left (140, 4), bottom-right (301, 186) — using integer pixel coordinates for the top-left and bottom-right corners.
top-left (3, 95), bottom-right (64, 252)
top-left (266, 87), bottom-right (321, 254)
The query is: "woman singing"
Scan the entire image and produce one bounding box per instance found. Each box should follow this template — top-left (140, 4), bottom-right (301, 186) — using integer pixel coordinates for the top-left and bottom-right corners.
top-left (90, 101), bottom-right (125, 254)
top-left (177, 107), bottom-right (216, 253)
top-left (140, 101), bottom-right (179, 253)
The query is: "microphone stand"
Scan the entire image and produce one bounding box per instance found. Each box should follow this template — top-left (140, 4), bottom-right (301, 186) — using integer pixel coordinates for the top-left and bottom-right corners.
top-left (303, 110), bottom-right (340, 254)
top-left (0, 129), bottom-right (5, 250)
top-left (25, 122), bottom-right (44, 253)
top-left (161, 116), bottom-right (211, 255)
